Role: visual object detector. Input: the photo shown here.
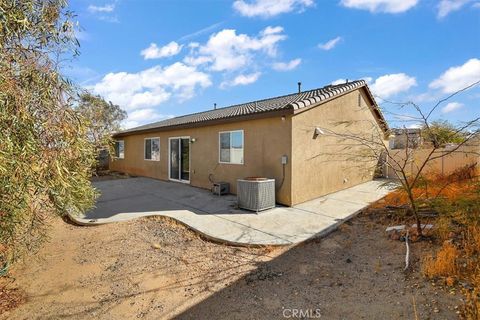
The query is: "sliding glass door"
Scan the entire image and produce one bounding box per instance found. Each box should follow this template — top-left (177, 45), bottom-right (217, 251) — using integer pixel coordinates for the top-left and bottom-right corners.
top-left (169, 137), bottom-right (190, 183)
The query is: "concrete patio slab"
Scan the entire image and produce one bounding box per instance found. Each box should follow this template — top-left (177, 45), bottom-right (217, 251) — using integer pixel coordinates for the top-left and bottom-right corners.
top-left (211, 207), bottom-right (337, 244)
top-left (72, 177), bottom-right (394, 245)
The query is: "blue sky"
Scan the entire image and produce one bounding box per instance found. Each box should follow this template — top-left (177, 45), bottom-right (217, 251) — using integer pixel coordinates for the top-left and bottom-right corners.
top-left (67, 0), bottom-right (480, 129)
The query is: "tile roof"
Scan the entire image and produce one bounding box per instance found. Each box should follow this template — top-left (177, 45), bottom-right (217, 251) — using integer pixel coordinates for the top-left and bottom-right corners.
top-left (116, 80), bottom-right (378, 135)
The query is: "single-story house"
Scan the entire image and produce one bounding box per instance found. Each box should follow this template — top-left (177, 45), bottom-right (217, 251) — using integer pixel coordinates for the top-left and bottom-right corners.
top-left (389, 128), bottom-right (423, 149)
top-left (111, 80), bottom-right (389, 206)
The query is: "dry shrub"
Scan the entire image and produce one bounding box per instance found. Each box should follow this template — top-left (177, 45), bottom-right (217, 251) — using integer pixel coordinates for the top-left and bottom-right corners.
top-left (463, 225), bottom-right (480, 258)
top-left (0, 281), bottom-right (26, 315)
top-left (376, 165), bottom-right (480, 318)
top-left (463, 269), bottom-right (480, 320)
top-left (464, 292), bottom-right (480, 320)
top-left (423, 241), bottom-right (459, 278)
top-left (372, 165), bottom-right (478, 209)
top-left (423, 225), bottom-right (480, 318)
top-left (460, 225), bottom-right (480, 319)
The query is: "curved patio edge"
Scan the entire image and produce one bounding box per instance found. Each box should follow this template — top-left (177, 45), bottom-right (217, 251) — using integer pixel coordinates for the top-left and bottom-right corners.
top-left (67, 180), bottom-right (393, 247)
top-left (67, 211), bottom-right (296, 247)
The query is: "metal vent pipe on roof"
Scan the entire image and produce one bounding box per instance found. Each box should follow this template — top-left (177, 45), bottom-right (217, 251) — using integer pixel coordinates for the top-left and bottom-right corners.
top-left (298, 82), bottom-right (302, 93)
top-left (214, 103), bottom-right (217, 110)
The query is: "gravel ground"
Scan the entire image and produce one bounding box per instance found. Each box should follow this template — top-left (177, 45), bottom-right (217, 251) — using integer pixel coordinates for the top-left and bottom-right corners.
top-left (1, 213), bottom-right (463, 320)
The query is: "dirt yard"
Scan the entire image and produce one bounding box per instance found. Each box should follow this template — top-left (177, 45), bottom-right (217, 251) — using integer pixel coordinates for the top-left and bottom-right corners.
top-left (1, 213), bottom-right (464, 319)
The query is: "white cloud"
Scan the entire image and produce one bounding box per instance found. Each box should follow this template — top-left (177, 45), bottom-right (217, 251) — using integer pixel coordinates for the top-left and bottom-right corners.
top-left (233, 0), bottom-right (314, 18)
top-left (123, 109), bottom-right (174, 129)
top-left (129, 90), bottom-right (171, 109)
top-left (272, 58), bottom-right (301, 71)
top-left (474, 2), bottom-right (480, 8)
top-left (332, 78), bottom-right (347, 85)
top-left (183, 55), bottom-right (213, 66)
top-left (141, 42), bottom-right (183, 59)
top-left (179, 22), bottom-right (224, 41)
top-left (340, 0), bottom-right (418, 13)
top-left (407, 123), bottom-right (422, 129)
top-left (370, 73), bottom-right (417, 98)
top-left (88, 4), bottom-right (115, 13)
top-left (362, 76), bottom-right (373, 83)
top-left (89, 62), bottom-right (211, 110)
top-left (411, 91), bottom-right (439, 103)
top-left (437, 0), bottom-right (472, 18)
top-left (91, 25), bottom-right (292, 123)
top-left (185, 26), bottom-right (287, 72)
top-left (429, 58), bottom-right (480, 93)
top-left (88, 3), bottom-right (118, 22)
top-left (220, 72), bottom-right (261, 88)
top-left (318, 36), bottom-right (342, 51)
top-left (442, 102), bottom-right (464, 113)
top-left (98, 16), bottom-right (119, 23)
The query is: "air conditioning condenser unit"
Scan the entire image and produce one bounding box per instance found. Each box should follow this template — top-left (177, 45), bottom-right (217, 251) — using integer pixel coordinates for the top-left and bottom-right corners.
top-left (237, 178), bottom-right (275, 212)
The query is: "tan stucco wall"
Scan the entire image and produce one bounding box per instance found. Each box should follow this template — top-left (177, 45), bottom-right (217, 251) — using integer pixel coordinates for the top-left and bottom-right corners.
top-left (110, 115), bottom-right (293, 205)
top-left (291, 88), bottom-right (386, 205)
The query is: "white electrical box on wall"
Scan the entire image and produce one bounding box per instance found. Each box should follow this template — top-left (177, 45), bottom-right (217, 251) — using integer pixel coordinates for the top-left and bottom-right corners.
top-left (281, 155), bottom-right (288, 165)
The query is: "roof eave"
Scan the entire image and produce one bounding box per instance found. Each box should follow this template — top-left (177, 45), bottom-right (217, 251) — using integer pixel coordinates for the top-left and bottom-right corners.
top-left (289, 83), bottom-right (390, 137)
top-left (112, 108), bottom-right (294, 138)
top-left (362, 84), bottom-right (390, 136)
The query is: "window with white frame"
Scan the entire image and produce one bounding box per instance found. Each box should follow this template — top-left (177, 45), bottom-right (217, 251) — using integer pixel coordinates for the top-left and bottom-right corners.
top-left (114, 140), bottom-right (124, 159)
top-left (144, 138), bottom-right (160, 161)
top-left (219, 130), bottom-right (244, 164)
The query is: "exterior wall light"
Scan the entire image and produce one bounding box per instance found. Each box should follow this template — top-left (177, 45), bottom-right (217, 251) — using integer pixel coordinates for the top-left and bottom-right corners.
top-left (313, 127), bottom-right (324, 139)
top-left (190, 138), bottom-right (196, 143)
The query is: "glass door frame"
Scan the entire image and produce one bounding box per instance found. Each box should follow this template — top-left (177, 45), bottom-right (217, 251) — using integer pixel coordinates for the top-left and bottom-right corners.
top-left (168, 136), bottom-right (191, 184)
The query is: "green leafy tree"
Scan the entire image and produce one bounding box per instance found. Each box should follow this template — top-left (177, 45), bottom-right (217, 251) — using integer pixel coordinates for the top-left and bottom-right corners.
top-left (0, 0), bottom-right (96, 270)
top-left (77, 92), bottom-right (127, 154)
top-left (422, 120), bottom-right (466, 147)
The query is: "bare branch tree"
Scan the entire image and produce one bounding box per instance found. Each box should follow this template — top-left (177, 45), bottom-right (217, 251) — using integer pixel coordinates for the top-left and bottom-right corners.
top-left (309, 82), bottom-right (480, 237)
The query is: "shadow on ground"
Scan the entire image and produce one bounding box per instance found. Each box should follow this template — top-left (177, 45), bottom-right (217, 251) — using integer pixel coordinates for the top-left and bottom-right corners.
top-left (85, 177), bottom-right (239, 219)
top-left (172, 216), bottom-right (459, 320)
